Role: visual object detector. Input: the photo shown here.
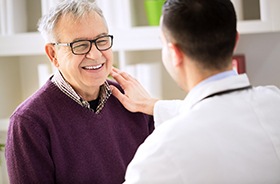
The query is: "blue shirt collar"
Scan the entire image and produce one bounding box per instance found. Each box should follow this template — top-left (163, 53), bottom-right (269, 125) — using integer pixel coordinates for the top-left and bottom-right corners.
top-left (193, 70), bottom-right (237, 91)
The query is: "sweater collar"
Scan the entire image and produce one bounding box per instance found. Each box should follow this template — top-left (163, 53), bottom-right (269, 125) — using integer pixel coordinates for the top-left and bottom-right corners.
top-left (51, 70), bottom-right (111, 114)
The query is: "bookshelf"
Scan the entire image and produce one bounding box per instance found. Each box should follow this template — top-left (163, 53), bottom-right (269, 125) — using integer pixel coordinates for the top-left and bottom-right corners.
top-left (0, 0), bottom-right (280, 126)
top-left (0, 0), bottom-right (279, 116)
top-left (1, 0), bottom-right (280, 118)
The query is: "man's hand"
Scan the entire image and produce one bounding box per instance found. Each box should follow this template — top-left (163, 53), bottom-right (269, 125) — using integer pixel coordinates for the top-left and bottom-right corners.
top-left (110, 67), bottom-right (158, 115)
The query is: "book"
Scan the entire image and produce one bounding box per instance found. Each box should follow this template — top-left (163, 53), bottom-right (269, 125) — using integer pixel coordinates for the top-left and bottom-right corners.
top-left (122, 62), bottom-right (162, 98)
top-left (136, 62), bottom-right (162, 99)
top-left (37, 64), bottom-right (51, 87)
top-left (6, 0), bottom-right (27, 34)
top-left (0, 0), bottom-right (7, 35)
top-left (41, 0), bottom-right (60, 16)
top-left (96, 0), bottom-right (133, 29)
top-left (232, 54), bottom-right (246, 74)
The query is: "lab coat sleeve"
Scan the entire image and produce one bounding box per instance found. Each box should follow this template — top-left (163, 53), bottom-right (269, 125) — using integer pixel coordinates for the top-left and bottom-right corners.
top-left (153, 100), bottom-right (183, 127)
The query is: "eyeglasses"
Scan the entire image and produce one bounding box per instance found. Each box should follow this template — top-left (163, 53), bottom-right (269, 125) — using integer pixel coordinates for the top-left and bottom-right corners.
top-left (52, 35), bottom-right (113, 55)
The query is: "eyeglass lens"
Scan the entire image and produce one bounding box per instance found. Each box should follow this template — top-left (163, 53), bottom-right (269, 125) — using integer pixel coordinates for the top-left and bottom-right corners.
top-left (71, 36), bottom-right (112, 55)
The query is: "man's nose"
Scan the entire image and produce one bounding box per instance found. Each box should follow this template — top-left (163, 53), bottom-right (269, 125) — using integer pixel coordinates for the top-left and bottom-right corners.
top-left (85, 44), bottom-right (102, 59)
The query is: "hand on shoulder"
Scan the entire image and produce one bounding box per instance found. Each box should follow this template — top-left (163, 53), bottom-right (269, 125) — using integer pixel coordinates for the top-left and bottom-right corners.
top-left (110, 67), bottom-right (159, 115)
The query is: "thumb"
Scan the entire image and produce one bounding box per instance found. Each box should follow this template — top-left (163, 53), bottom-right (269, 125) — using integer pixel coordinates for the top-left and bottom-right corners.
top-left (110, 85), bottom-right (137, 112)
top-left (110, 85), bottom-right (126, 102)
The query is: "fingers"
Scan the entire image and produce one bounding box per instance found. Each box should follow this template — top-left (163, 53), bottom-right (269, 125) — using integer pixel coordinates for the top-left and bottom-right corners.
top-left (110, 84), bottom-right (137, 112)
top-left (111, 67), bottom-right (134, 81)
top-left (110, 67), bottom-right (156, 114)
top-left (111, 67), bottom-right (138, 90)
top-left (110, 85), bottom-right (127, 103)
top-left (111, 68), bottom-right (125, 85)
top-left (110, 85), bottom-right (123, 99)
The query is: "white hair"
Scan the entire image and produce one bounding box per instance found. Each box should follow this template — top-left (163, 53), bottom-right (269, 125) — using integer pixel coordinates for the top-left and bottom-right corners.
top-left (37, 0), bottom-right (107, 43)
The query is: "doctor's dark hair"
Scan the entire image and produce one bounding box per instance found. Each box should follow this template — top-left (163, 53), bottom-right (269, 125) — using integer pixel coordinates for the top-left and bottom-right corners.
top-left (162, 0), bottom-right (237, 70)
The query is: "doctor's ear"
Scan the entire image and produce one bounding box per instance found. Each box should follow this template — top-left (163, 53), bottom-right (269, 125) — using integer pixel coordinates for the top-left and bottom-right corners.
top-left (168, 43), bottom-right (184, 67)
top-left (234, 31), bottom-right (240, 51)
top-left (45, 43), bottom-right (59, 67)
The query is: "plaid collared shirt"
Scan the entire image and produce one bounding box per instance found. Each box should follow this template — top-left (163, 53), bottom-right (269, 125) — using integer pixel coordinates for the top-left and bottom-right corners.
top-left (51, 71), bottom-right (112, 114)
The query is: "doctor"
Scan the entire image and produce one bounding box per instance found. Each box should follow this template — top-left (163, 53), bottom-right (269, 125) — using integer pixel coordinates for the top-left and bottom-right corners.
top-left (110, 0), bottom-right (280, 183)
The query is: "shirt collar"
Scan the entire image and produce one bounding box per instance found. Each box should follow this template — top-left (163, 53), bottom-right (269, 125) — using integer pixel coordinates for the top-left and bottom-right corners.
top-left (194, 70), bottom-right (237, 91)
top-left (51, 70), bottom-right (112, 114)
top-left (180, 73), bottom-right (250, 113)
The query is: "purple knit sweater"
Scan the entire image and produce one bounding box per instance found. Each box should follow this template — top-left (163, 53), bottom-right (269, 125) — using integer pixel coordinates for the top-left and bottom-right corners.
top-left (6, 79), bottom-right (154, 184)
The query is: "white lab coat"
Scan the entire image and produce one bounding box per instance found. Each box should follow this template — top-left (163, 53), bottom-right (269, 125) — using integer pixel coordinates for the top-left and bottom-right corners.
top-left (124, 74), bottom-right (280, 184)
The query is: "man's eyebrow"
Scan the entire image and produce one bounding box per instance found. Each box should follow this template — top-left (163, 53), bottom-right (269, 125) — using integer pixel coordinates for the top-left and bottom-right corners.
top-left (72, 33), bottom-right (109, 42)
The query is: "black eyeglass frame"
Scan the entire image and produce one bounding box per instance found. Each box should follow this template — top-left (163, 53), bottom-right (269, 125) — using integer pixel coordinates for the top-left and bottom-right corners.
top-left (51, 35), bottom-right (114, 55)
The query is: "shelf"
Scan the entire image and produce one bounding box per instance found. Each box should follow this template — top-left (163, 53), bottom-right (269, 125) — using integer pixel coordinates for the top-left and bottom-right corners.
top-left (1, 0), bottom-right (280, 56)
top-left (237, 20), bottom-right (276, 34)
top-left (0, 32), bottom-right (45, 56)
top-left (1, 20), bottom-right (279, 57)
top-left (0, 0), bottom-right (42, 35)
top-left (237, 0), bottom-right (280, 34)
top-left (0, 27), bottom-right (161, 57)
top-left (113, 27), bottom-right (161, 51)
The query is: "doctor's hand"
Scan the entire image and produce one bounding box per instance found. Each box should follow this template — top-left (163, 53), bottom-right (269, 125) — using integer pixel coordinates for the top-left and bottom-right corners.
top-left (110, 67), bottom-right (158, 115)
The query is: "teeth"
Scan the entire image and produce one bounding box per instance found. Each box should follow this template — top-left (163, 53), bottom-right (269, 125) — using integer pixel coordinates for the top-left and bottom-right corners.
top-left (84, 64), bottom-right (103, 70)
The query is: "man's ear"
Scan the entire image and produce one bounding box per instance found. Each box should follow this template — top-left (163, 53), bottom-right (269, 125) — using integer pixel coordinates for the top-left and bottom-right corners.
top-left (168, 43), bottom-right (184, 67)
top-left (45, 43), bottom-right (59, 67)
top-left (234, 31), bottom-right (239, 51)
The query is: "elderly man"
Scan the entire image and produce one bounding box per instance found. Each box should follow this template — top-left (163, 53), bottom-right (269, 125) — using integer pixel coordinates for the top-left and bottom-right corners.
top-left (6, 0), bottom-right (154, 183)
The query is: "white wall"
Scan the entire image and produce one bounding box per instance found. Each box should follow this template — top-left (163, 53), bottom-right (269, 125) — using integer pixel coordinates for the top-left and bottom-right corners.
top-left (162, 31), bottom-right (280, 100)
top-left (0, 58), bottom-right (21, 119)
top-left (161, 31), bottom-right (280, 100)
top-left (236, 32), bottom-right (280, 87)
